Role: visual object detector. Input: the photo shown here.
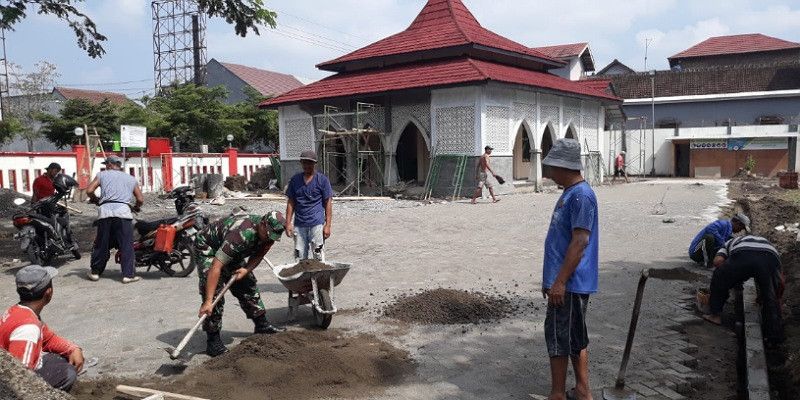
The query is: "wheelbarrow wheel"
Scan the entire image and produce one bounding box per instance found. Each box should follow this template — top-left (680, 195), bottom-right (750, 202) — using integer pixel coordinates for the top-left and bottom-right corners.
top-left (313, 288), bottom-right (333, 329)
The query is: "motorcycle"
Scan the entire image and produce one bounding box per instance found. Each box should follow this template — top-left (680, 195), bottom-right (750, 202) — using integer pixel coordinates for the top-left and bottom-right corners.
top-left (12, 174), bottom-right (80, 265)
top-left (114, 186), bottom-right (206, 277)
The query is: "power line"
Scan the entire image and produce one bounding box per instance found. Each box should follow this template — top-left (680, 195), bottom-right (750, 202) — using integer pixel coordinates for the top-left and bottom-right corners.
top-left (273, 7), bottom-right (372, 42)
top-left (280, 23), bottom-right (357, 50)
top-left (268, 29), bottom-right (352, 53)
top-left (57, 78), bottom-right (153, 87)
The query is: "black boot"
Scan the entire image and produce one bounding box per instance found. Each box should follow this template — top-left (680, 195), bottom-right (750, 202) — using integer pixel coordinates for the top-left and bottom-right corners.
top-left (253, 315), bottom-right (283, 334)
top-left (205, 331), bottom-right (227, 357)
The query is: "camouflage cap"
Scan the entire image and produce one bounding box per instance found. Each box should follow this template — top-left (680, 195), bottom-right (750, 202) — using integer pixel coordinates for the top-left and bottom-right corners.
top-left (264, 211), bottom-right (286, 241)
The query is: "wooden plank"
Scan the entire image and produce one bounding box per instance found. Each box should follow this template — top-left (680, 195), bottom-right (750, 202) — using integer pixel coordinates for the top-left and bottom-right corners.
top-left (116, 385), bottom-right (209, 400)
top-left (142, 394), bottom-right (164, 400)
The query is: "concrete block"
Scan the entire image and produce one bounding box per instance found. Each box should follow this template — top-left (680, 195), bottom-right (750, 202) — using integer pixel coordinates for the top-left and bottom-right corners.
top-left (668, 362), bottom-right (692, 374)
top-left (653, 386), bottom-right (685, 400)
top-left (629, 382), bottom-right (658, 396)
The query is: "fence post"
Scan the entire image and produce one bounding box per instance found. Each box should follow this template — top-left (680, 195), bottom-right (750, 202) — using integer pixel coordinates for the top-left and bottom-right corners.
top-left (225, 147), bottom-right (238, 177)
top-left (162, 153), bottom-right (174, 192)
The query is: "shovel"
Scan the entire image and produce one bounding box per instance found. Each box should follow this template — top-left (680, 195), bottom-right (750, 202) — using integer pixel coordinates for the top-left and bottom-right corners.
top-left (603, 269), bottom-right (649, 400)
top-left (164, 261), bottom-right (263, 360)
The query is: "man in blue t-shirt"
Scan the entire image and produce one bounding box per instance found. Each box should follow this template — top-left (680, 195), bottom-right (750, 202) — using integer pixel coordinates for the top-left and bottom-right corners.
top-left (540, 139), bottom-right (598, 400)
top-left (285, 150), bottom-right (333, 260)
top-left (688, 213), bottom-right (749, 268)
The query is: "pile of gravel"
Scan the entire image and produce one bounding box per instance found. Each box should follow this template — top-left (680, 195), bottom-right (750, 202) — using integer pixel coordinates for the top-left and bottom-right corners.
top-left (0, 189), bottom-right (29, 218)
top-left (0, 350), bottom-right (73, 400)
top-left (383, 288), bottom-right (515, 324)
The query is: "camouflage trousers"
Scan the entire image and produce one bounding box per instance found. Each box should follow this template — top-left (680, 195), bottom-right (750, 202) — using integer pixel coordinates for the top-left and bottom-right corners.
top-left (196, 254), bottom-right (266, 333)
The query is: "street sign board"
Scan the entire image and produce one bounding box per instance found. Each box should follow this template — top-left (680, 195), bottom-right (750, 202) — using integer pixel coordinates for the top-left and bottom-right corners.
top-left (120, 125), bottom-right (147, 148)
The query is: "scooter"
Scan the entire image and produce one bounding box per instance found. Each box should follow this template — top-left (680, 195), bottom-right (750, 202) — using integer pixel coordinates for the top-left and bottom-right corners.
top-left (114, 186), bottom-right (206, 277)
top-left (12, 174), bottom-right (80, 265)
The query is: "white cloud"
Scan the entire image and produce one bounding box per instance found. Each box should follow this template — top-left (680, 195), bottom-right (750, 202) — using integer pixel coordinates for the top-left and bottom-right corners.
top-left (632, 18), bottom-right (730, 68)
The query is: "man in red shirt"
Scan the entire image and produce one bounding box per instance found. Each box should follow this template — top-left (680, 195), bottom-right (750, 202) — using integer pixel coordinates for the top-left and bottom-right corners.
top-left (611, 151), bottom-right (629, 184)
top-left (31, 163), bottom-right (62, 202)
top-left (0, 265), bottom-right (84, 392)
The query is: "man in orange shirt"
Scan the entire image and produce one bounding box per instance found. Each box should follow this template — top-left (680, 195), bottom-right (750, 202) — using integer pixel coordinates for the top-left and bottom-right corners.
top-left (0, 265), bottom-right (84, 392)
top-left (31, 163), bottom-right (62, 202)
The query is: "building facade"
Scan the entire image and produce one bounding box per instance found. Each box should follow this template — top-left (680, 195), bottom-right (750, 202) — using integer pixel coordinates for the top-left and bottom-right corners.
top-left (263, 0), bottom-right (620, 195)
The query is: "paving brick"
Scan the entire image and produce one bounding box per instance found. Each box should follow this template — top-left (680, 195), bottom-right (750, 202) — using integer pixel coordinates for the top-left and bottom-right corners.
top-left (654, 385), bottom-right (686, 400)
top-left (668, 362), bottom-right (693, 374)
top-left (628, 382), bottom-right (658, 396)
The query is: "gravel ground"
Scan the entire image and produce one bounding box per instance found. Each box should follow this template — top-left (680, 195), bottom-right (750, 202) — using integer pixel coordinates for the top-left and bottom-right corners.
top-left (0, 179), bottom-right (731, 399)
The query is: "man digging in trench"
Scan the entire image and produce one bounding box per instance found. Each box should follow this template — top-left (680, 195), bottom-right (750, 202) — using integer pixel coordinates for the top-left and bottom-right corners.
top-left (540, 139), bottom-right (598, 400)
top-left (195, 211), bottom-right (287, 357)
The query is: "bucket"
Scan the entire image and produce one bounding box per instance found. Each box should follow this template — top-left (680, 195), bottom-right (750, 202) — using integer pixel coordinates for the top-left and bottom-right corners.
top-left (154, 224), bottom-right (176, 253)
top-left (778, 171), bottom-right (798, 189)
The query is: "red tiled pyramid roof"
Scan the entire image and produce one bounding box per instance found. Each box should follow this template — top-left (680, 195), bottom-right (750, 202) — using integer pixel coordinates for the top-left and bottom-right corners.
top-left (669, 33), bottom-right (800, 60)
top-left (317, 0), bottom-right (563, 71)
top-left (531, 42), bottom-right (588, 59)
top-left (261, 58), bottom-right (619, 108)
top-left (53, 87), bottom-right (130, 105)
top-left (217, 61), bottom-right (304, 96)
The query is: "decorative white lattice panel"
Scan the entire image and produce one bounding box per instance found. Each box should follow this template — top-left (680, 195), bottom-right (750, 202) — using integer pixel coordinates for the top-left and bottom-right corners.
top-left (284, 118), bottom-right (315, 159)
top-left (485, 106), bottom-right (511, 153)
top-left (539, 105), bottom-right (560, 134)
top-left (513, 102), bottom-right (536, 125)
top-left (435, 106), bottom-right (476, 154)
top-left (564, 107), bottom-right (580, 131)
top-left (582, 113), bottom-right (600, 151)
top-left (392, 103), bottom-right (431, 135)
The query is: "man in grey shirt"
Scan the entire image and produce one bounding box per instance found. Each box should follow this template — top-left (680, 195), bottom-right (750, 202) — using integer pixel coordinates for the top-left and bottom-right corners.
top-left (86, 156), bottom-right (144, 283)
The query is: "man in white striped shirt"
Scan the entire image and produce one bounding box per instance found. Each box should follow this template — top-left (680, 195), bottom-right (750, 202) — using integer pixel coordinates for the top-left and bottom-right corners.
top-left (703, 235), bottom-right (784, 342)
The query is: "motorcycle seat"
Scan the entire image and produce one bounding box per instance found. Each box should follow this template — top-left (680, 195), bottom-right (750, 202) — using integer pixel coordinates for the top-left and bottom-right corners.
top-left (135, 217), bottom-right (178, 236)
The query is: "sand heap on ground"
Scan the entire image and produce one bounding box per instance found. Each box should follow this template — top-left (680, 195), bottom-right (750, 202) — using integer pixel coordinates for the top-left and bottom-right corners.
top-left (384, 288), bottom-right (515, 324)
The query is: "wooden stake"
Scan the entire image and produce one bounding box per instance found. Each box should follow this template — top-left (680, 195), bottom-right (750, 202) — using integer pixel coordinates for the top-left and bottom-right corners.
top-left (115, 385), bottom-right (209, 400)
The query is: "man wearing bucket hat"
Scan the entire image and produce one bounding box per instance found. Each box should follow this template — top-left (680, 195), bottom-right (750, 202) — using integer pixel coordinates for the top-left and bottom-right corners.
top-left (689, 213), bottom-right (750, 268)
top-left (285, 150), bottom-right (333, 261)
top-left (86, 155), bottom-right (144, 283)
top-left (539, 139), bottom-right (598, 400)
top-left (195, 211), bottom-right (287, 357)
top-left (0, 265), bottom-right (84, 392)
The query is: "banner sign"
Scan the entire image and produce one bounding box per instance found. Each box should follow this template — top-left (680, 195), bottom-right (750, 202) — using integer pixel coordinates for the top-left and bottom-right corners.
top-left (120, 125), bottom-right (147, 148)
top-left (693, 138), bottom-right (789, 151)
top-left (690, 140), bottom-right (727, 150)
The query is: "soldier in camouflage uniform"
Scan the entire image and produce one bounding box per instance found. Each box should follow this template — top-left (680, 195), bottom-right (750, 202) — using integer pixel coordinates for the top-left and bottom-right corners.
top-left (194, 211), bottom-right (286, 357)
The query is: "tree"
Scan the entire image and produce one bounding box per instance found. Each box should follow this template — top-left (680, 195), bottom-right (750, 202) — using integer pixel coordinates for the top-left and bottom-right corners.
top-left (146, 84), bottom-right (250, 152)
top-left (0, 0), bottom-right (277, 58)
top-left (6, 61), bottom-right (59, 151)
top-left (39, 98), bottom-right (118, 148)
top-left (230, 85), bottom-right (278, 150)
top-left (0, 115), bottom-right (24, 144)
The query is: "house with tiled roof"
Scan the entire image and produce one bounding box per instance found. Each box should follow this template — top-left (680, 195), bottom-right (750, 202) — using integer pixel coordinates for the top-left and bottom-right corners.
top-left (588, 33), bottom-right (800, 179)
top-left (52, 87), bottom-right (131, 105)
top-left (596, 59), bottom-right (635, 76)
top-left (205, 59), bottom-right (304, 104)
top-left (531, 42), bottom-right (595, 80)
top-left (668, 33), bottom-right (800, 69)
top-left (261, 0), bottom-right (621, 193)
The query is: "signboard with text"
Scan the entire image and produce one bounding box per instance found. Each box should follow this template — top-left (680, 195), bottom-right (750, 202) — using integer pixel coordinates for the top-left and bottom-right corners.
top-left (120, 125), bottom-right (147, 148)
top-left (690, 139), bottom-right (727, 150)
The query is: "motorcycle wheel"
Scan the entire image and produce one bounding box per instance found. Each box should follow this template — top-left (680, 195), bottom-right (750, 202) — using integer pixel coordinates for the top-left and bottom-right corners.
top-left (26, 241), bottom-right (52, 266)
top-left (163, 236), bottom-right (197, 277)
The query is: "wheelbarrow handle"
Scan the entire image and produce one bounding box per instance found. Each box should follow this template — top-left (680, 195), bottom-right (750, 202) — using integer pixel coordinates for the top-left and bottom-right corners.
top-left (614, 268), bottom-right (650, 389)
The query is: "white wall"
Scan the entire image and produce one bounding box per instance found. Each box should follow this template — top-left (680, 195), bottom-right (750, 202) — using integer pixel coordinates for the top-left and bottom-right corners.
top-left (0, 153), bottom-right (76, 195)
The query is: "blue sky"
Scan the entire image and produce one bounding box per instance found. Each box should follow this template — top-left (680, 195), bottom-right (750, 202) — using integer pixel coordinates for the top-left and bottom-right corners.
top-left (7, 0), bottom-right (800, 99)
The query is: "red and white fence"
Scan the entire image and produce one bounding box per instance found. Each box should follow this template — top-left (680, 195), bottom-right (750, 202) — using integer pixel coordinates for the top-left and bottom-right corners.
top-left (0, 141), bottom-right (276, 196)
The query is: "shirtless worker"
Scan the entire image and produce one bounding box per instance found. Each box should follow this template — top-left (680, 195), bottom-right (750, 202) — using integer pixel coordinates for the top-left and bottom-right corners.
top-left (195, 211), bottom-right (287, 356)
top-left (471, 146), bottom-right (500, 204)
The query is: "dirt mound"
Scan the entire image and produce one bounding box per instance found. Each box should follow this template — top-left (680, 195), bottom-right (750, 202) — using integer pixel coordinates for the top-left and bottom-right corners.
top-left (72, 330), bottom-right (414, 400)
top-left (0, 349), bottom-right (73, 400)
top-left (649, 267), bottom-right (704, 282)
top-left (383, 288), bottom-right (514, 324)
top-left (278, 259), bottom-right (333, 277)
top-left (224, 175), bottom-right (247, 192)
top-left (0, 188), bottom-right (29, 218)
top-left (246, 167), bottom-right (276, 191)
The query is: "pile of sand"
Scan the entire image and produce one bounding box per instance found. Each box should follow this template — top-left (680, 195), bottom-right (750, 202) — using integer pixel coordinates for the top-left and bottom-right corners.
top-left (383, 288), bottom-right (515, 324)
top-left (278, 259), bottom-right (333, 277)
top-left (0, 350), bottom-right (73, 400)
top-left (73, 330), bottom-right (415, 400)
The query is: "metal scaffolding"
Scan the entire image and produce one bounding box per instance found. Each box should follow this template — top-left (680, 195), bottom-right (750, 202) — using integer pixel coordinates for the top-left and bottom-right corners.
top-left (316, 103), bottom-right (386, 196)
top-left (151, 0), bottom-right (207, 93)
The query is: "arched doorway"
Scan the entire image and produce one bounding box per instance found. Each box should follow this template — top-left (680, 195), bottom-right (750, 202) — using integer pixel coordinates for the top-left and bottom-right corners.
top-left (513, 123), bottom-right (532, 180)
top-left (565, 125), bottom-right (577, 140)
top-left (395, 122), bottom-right (430, 182)
top-left (541, 125), bottom-right (555, 159)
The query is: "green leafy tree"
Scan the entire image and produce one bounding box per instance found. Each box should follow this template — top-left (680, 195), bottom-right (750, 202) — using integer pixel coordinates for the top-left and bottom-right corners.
top-left (0, 0), bottom-right (277, 58)
top-left (146, 84), bottom-right (250, 152)
top-left (0, 115), bottom-right (24, 144)
top-left (39, 98), bottom-right (119, 148)
top-left (229, 85), bottom-right (278, 150)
